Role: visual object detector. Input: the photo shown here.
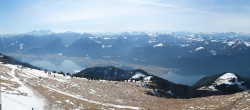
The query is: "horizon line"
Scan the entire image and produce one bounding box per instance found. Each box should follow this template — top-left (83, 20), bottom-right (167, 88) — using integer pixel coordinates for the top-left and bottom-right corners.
top-left (1, 29), bottom-right (250, 35)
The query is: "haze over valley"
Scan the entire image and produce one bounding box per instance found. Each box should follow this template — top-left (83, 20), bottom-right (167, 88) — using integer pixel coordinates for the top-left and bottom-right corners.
top-left (2, 31), bottom-right (250, 85)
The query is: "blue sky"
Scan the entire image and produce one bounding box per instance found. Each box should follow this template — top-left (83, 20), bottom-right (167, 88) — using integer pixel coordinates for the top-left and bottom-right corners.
top-left (0, 0), bottom-right (250, 34)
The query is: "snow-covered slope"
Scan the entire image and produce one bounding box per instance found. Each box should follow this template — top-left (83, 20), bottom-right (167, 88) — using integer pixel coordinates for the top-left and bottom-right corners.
top-left (214, 73), bottom-right (243, 85)
top-left (0, 64), bottom-right (45, 110)
top-left (0, 63), bottom-right (144, 109)
top-left (197, 73), bottom-right (250, 93)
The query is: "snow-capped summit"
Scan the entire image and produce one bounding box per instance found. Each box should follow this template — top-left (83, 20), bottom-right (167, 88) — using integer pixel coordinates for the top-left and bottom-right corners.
top-left (153, 43), bottom-right (165, 48)
top-left (194, 46), bottom-right (205, 51)
top-left (228, 39), bottom-right (250, 49)
top-left (215, 73), bottom-right (241, 85)
top-left (194, 72), bottom-right (250, 93)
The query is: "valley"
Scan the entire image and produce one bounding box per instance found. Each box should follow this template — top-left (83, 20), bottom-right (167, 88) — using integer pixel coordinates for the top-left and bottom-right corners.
top-left (2, 31), bottom-right (250, 85)
top-left (6, 53), bottom-right (173, 76)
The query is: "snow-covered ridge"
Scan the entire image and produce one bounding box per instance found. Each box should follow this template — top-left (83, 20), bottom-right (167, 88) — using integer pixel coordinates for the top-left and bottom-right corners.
top-left (243, 41), bottom-right (250, 47)
top-left (0, 64), bottom-right (45, 110)
top-left (227, 41), bottom-right (235, 46)
top-left (182, 35), bottom-right (205, 42)
top-left (215, 73), bottom-right (238, 85)
top-left (194, 47), bottom-right (205, 51)
top-left (129, 72), bottom-right (153, 83)
top-left (226, 40), bottom-right (250, 48)
top-left (101, 44), bottom-right (113, 48)
top-left (153, 43), bottom-right (165, 48)
top-left (199, 73), bottom-right (248, 91)
top-left (210, 50), bottom-right (217, 55)
top-left (148, 39), bottom-right (156, 43)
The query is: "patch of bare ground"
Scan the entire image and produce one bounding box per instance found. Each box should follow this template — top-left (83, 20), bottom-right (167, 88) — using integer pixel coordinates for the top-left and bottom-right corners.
top-left (0, 66), bottom-right (29, 96)
top-left (221, 91), bottom-right (250, 110)
top-left (7, 66), bottom-right (250, 110)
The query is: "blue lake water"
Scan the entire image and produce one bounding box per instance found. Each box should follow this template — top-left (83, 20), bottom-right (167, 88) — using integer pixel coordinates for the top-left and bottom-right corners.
top-left (160, 72), bottom-right (205, 86)
top-left (30, 59), bottom-right (203, 86)
top-left (31, 60), bottom-right (84, 74)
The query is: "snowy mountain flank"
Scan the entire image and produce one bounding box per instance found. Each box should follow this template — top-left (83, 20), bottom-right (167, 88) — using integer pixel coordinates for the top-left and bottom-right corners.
top-left (0, 53), bottom-right (250, 109)
top-left (0, 64), bottom-right (45, 110)
top-left (193, 72), bottom-right (250, 97)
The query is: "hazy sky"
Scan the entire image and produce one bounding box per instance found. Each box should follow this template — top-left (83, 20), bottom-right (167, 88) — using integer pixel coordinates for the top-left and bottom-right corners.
top-left (0, 0), bottom-right (250, 34)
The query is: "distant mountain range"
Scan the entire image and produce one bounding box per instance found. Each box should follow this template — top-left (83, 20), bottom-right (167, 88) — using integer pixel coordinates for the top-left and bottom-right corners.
top-left (1, 31), bottom-right (250, 77)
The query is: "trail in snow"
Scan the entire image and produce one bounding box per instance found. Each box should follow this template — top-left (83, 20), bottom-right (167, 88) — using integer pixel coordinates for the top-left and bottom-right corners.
top-left (2, 64), bottom-right (45, 110)
top-left (3, 64), bottom-right (142, 109)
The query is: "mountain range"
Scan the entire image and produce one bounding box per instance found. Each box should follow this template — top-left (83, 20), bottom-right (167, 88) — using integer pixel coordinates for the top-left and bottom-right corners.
top-left (1, 31), bottom-right (250, 77)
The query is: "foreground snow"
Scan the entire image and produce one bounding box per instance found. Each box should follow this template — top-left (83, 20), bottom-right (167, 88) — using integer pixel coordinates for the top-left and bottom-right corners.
top-left (2, 93), bottom-right (44, 110)
top-left (1, 63), bottom-right (142, 110)
top-left (1, 64), bottom-right (45, 110)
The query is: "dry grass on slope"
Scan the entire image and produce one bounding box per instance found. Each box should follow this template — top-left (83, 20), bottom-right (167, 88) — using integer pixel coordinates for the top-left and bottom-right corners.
top-left (3, 65), bottom-right (249, 110)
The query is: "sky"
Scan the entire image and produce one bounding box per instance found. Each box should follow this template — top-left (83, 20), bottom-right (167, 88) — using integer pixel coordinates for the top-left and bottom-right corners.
top-left (0, 0), bottom-right (250, 34)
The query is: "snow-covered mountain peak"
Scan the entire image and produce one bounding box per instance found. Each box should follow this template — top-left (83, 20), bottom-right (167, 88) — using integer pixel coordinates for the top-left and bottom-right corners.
top-left (131, 72), bottom-right (146, 79)
top-left (230, 39), bottom-right (250, 48)
top-left (243, 41), bottom-right (250, 47)
top-left (197, 72), bottom-right (250, 92)
top-left (153, 43), bottom-right (165, 48)
top-left (218, 73), bottom-right (237, 79)
top-left (214, 73), bottom-right (239, 85)
top-left (194, 46), bottom-right (205, 51)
